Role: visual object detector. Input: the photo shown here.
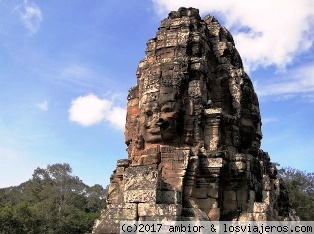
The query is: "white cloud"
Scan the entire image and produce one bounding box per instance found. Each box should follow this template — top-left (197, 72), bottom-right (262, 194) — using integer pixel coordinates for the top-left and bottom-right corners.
top-left (152, 0), bottom-right (314, 71)
top-left (55, 64), bottom-right (111, 91)
top-left (256, 63), bottom-right (314, 98)
top-left (61, 64), bottom-right (94, 80)
top-left (59, 64), bottom-right (95, 88)
top-left (68, 93), bottom-right (126, 129)
top-left (17, 0), bottom-right (43, 34)
top-left (37, 100), bottom-right (48, 111)
top-left (302, 94), bottom-right (314, 103)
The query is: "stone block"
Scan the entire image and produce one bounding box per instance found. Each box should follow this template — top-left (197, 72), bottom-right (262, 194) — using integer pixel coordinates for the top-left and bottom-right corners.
top-left (207, 168), bottom-right (221, 177)
top-left (230, 161), bottom-right (246, 171)
top-left (177, 33), bottom-right (189, 45)
top-left (223, 200), bottom-right (237, 210)
top-left (162, 176), bottom-right (184, 190)
top-left (160, 145), bottom-right (176, 154)
top-left (209, 182), bottom-right (219, 189)
top-left (115, 166), bottom-right (125, 176)
top-left (160, 147), bottom-right (189, 169)
top-left (193, 187), bottom-right (208, 199)
top-left (166, 31), bottom-right (178, 39)
top-left (161, 168), bottom-right (186, 177)
top-left (117, 159), bottom-right (130, 167)
top-left (140, 155), bottom-right (160, 165)
top-left (138, 204), bottom-right (182, 217)
top-left (234, 154), bottom-right (246, 162)
top-left (93, 220), bottom-right (120, 234)
top-left (173, 149), bottom-right (190, 169)
top-left (165, 38), bottom-right (177, 47)
top-left (253, 202), bottom-right (269, 213)
top-left (123, 165), bottom-right (158, 191)
top-left (181, 207), bottom-right (210, 220)
top-left (146, 39), bottom-right (156, 51)
top-left (107, 203), bottom-right (137, 209)
top-left (247, 190), bottom-right (255, 212)
top-left (238, 212), bottom-right (253, 221)
top-left (190, 62), bottom-right (202, 71)
top-left (262, 190), bottom-right (270, 204)
top-left (210, 135), bottom-right (220, 150)
top-left (273, 209), bottom-right (279, 219)
top-left (236, 189), bottom-right (248, 202)
top-left (197, 197), bottom-right (218, 210)
top-left (172, 162), bottom-right (189, 171)
top-left (262, 175), bottom-right (272, 191)
top-left (200, 157), bottom-right (224, 168)
top-left (253, 212), bottom-right (267, 221)
top-left (105, 203), bottom-right (138, 220)
top-left (160, 158), bottom-right (173, 170)
top-left (124, 189), bottom-right (156, 203)
top-left (107, 182), bottom-right (122, 204)
top-left (158, 179), bottom-right (174, 191)
top-left (156, 190), bottom-right (182, 204)
top-left (208, 188), bottom-right (219, 198)
top-left (237, 200), bottom-right (248, 212)
top-left (224, 190), bottom-right (236, 201)
top-left (204, 108), bottom-right (222, 115)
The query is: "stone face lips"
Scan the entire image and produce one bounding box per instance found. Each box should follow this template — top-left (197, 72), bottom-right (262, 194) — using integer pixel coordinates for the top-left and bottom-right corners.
top-left (93, 7), bottom-right (298, 233)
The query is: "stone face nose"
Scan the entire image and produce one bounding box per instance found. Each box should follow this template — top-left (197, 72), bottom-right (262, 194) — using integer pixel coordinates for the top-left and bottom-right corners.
top-left (155, 118), bottom-right (163, 126)
top-left (93, 7), bottom-right (298, 233)
top-left (155, 118), bottom-right (169, 128)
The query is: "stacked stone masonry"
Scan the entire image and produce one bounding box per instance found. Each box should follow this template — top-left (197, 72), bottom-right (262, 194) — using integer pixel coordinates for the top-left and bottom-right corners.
top-left (93, 7), bottom-right (298, 234)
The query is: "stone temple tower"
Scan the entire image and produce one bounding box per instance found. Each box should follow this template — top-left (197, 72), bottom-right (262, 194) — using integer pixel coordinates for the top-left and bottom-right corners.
top-left (93, 7), bottom-right (298, 233)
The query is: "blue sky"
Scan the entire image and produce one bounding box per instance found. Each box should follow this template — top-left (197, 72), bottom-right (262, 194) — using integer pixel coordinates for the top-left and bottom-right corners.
top-left (0, 0), bottom-right (313, 188)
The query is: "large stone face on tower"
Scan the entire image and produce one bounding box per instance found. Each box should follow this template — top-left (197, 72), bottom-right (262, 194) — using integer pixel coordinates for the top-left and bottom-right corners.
top-left (93, 7), bottom-right (297, 233)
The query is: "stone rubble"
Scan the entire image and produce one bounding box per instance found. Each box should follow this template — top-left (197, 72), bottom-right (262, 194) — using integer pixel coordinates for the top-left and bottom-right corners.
top-left (93, 7), bottom-right (298, 234)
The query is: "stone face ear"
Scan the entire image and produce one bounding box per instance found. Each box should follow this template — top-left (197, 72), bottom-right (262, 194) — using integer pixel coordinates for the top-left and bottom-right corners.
top-left (93, 7), bottom-right (298, 233)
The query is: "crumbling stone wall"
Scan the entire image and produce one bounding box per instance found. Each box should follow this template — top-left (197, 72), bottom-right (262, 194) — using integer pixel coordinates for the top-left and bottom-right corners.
top-left (93, 7), bottom-right (298, 234)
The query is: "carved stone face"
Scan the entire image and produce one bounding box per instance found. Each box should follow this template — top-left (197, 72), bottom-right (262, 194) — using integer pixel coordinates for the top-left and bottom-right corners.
top-left (142, 95), bottom-right (181, 143)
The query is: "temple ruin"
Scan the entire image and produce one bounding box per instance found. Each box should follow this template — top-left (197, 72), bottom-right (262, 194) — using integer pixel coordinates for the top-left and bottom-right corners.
top-left (93, 7), bottom-right (298, 233)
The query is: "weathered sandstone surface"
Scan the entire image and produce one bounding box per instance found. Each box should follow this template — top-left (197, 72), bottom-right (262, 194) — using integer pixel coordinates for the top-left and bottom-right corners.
top-left (93, 7), bottom-right (298, 234)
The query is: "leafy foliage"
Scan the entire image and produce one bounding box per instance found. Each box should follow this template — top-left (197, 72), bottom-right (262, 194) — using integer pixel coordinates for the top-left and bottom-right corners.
top-left (0, 163), bottom-right (107, 234)
top-left (278, 166), bottom-right (314, 221)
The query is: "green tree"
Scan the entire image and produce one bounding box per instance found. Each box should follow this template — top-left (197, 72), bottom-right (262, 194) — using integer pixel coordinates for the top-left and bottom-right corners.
top-left (0, 203), bottom-right (15, 233)
top-left (85, 184), bottom-right (107, 212)
top-left (0, 181), bottom-right (29, 205)
top-left (0, 163), bottom-right (107, 234)
top-left (278, 166), bottom-right (314, 220)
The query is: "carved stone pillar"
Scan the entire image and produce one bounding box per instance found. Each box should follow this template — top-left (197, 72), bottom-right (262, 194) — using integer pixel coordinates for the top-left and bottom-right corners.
top-left (204, 109), bottom-right (222, 151)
